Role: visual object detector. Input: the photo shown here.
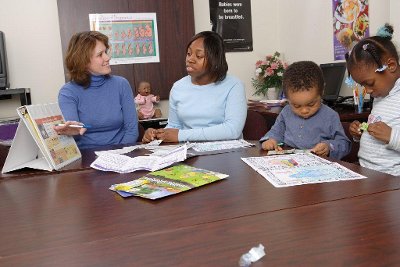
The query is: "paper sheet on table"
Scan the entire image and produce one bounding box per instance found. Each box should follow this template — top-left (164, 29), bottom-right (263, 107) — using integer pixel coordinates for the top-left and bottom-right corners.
top-left (242, 153), bottom-right (367, 187)
top-left (191, 139), bottom-right (254, 152)
top-left (91, 144), bottom-right (187, 173)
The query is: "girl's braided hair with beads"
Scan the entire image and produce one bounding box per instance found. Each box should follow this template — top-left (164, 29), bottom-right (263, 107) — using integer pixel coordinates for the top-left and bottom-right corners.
top-left (345, 23), bottom-right (399, 73)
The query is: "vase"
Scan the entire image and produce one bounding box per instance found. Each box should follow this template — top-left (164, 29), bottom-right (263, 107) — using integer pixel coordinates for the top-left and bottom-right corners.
top-left (266, 87), bottom-right (279, 100)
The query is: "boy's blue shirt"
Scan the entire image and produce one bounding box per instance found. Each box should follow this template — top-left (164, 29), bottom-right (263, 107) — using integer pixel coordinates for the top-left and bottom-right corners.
top-left (260, 104), bottom-right (351, 159)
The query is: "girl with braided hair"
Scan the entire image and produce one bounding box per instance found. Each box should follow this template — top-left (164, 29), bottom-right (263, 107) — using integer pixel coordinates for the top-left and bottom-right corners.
top-left (346, 23), bottom-right (400, 175)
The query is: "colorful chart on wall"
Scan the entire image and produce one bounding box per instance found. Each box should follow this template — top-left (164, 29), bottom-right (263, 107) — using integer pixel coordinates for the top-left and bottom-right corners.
top-left (89, 13), bottom-right (160, 64)
top-left (332, 0), bottom-right (369, 60)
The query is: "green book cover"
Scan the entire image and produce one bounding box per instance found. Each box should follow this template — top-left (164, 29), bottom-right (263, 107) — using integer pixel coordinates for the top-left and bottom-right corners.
top-left (109, 164), bottom-right (228, 199)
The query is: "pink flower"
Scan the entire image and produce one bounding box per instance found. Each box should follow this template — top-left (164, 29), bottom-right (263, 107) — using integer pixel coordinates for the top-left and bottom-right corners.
top-left (264, 67), bottom-right (275, 77)
top-left (255, 60), bottom-right (263, 67)
top-left (270, 62), bottom-right (278, 70)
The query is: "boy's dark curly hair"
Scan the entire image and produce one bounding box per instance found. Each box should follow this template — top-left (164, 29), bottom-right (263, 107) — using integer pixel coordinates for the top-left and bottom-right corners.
top-left (282, 61), bottom-right (324, 96)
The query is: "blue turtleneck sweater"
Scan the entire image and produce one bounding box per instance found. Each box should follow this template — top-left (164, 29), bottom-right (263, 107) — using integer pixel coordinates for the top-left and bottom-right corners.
top-left (58, 75), bottom-right (139, 149)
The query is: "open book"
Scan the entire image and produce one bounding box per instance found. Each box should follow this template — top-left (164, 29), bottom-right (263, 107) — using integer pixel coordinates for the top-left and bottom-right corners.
top-left (2, 103), bottom-right (81, 173)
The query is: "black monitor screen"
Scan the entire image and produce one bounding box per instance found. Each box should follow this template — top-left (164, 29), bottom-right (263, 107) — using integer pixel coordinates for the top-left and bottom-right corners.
top-left (320, 62), bottom-right (346, 102)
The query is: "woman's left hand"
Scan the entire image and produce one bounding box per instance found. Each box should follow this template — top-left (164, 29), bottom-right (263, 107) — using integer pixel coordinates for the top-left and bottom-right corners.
top-left (155, 128), bottom-right (179, 143)
top-left (367, 121), bottom-right (391, 144)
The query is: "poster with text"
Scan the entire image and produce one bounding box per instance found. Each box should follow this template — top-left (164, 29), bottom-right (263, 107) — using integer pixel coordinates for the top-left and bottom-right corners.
top-left (333, 0), bottom-right (369, 60)
top-left (89, 13), bottom-right (160, 65)
top-left (209, 0), bottom-right (253, 52)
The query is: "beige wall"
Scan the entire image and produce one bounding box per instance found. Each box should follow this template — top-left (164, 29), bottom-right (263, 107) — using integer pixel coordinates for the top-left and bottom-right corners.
top-left (0, 0), bottom-right (65, 119)
top-left (0, 0), bottom-right (395, 119)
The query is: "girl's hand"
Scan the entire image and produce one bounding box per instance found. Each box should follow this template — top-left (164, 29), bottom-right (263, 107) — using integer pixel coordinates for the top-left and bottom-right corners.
top-left (367, 121), bottom-right (392, 144)
top-left (311, 142), bottom-right (329, 157)
top-left (349, 120), bottom-right (362, 139)
top-left (261, 139), bottom-right (282, 151)
top-left (155, 128), bottom-right (179, 143)
top-left (53, 121), bottom-right (86, 136)
top-left (142, 128), bottom-right (157, 143)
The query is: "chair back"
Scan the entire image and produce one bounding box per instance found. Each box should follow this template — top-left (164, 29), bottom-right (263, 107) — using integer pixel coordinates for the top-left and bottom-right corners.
top-left (243, 110), bottom-right (269, 140)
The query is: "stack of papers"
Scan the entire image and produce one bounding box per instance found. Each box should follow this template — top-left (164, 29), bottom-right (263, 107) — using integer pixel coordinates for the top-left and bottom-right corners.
top-left (91, 144), bottom-right (187, 173)
top-left (94, 140), bottom-right (162, 156)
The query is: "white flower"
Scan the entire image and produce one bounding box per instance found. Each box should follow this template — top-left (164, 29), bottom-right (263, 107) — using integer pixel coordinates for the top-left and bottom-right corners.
top-left (255, 68), bottom-right (262, 75)
top-left (277, 72), bottom-right (283, 77)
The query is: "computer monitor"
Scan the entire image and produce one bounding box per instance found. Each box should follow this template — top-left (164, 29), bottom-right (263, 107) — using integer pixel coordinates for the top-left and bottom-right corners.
top-left (320, 62), bottom-right (346, 105)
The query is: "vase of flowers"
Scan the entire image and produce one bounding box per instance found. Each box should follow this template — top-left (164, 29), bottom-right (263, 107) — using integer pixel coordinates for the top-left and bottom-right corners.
top-left (252, 51), bottom-right (288, 98)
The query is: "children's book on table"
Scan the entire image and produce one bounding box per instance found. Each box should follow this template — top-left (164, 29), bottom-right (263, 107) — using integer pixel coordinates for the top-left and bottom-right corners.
top-left (109, 164), bottom-right (228, 200)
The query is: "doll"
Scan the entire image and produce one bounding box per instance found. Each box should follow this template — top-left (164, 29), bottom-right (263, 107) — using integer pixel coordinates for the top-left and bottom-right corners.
top-left (134, 81), bottom-right (162, 120)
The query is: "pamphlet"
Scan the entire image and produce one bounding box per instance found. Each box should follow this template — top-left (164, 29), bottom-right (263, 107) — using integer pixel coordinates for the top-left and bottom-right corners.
top-left (109, 164), bottom-right (228, 199)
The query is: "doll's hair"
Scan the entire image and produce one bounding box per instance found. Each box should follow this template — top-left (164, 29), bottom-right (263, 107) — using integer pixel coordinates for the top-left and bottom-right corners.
top-left (345, 23), bottom-right (399, 73)
top-left (186, 31), bottom-right (228, 82)
top-left (65, 31), bottom-right (110, 88)
top-left (282, 61), bottom-right (324, 96)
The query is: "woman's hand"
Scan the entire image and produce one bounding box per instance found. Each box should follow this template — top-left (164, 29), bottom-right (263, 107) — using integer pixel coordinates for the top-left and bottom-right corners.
top-left (142, 128), bottom-right (157, 143)
top-left (311, 142), bottom-right (330, 157)
top-left (349, 120), bottom-right (362, 139)
top-left (261, 139), bottom-right (282, 151)
top-left (367, 121), bottom-right (392, 144)
top-left (155, 128), bottom-right (179, 143)
top-left (53, 121), bottom-right (86, 136)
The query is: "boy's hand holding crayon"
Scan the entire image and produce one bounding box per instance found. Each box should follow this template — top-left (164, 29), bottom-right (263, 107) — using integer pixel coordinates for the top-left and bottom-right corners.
top-left (261, 139), bottom-right (283, 151)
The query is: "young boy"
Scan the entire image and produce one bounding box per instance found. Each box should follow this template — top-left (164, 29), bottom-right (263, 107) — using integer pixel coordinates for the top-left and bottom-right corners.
top-left (260, 61), bottom-right (351, 159)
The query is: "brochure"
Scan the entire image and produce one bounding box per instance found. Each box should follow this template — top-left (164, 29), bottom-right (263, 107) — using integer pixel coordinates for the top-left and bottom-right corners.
top-left (109, 164), bottom-right (228, 199)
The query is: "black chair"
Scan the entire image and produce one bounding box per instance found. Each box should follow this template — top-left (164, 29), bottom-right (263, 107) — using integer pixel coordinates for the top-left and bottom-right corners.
top-left (138, 123), bottom-right (145, 142)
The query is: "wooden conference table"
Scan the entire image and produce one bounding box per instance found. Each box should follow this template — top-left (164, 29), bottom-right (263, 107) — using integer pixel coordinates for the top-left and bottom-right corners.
top-left (0, 142), bottom-right (400, 266)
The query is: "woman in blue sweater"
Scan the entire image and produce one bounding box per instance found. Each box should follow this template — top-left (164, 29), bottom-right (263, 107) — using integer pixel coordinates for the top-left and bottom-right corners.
top-left (142, 31), bottom-right (247, 143)
top-left (54, 31), bottom-right (139, 149)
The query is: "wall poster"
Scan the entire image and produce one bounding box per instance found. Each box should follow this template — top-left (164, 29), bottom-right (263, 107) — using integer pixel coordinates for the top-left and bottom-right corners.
top-left (89, 13), bottom-right (160, 65)
top-left (333, 0), bottom-right (369, 60)
top-left (209, 0), bottom-right (253, 52)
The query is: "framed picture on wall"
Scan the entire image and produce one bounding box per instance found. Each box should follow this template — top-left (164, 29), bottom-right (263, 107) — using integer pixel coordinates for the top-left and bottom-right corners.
top-left (89, 13), bottom-right (160, 64)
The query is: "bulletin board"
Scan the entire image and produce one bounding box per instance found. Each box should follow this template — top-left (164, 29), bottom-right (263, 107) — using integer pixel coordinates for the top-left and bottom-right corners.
top-left (57, 0), bottom-right (195, 99)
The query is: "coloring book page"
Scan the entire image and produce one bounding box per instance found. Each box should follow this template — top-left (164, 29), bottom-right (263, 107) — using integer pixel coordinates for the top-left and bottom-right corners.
top-left (242, 153), bottom-right (366, 187)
